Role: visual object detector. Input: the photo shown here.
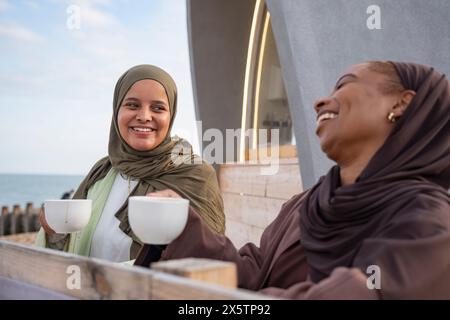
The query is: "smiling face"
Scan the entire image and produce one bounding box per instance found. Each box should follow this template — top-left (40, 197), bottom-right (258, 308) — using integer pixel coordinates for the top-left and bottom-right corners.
top-left (118, 79), bottom-right (171, 151)
top-left (314, 63), bottom-right (407, 164)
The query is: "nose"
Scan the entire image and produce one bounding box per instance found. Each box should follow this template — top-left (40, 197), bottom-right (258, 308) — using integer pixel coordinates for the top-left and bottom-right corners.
top-left (136, 106), bottom-right (152, 122)
top-left (313, 96), bottom-right (333, 113)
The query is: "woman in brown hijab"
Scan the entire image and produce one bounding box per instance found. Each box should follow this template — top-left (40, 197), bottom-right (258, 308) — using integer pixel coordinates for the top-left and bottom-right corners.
top-left (136, 61), bottom-right (450, 299)
top-left (36, 65), bottom-right (225, 261)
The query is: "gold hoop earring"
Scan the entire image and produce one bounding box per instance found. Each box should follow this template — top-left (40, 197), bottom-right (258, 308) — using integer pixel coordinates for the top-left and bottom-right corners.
top-left (387, 112), bottom-right (396, 123)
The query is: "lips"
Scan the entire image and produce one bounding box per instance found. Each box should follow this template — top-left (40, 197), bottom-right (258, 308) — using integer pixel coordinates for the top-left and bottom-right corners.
top-left (130, 126), bottom-right (156, 134)
top-left (316, 112), bottom-right (338, 126)
top-left (315, 109), bottom-right (339, 135)
top-left (128, 126), bottom-right (156, 138)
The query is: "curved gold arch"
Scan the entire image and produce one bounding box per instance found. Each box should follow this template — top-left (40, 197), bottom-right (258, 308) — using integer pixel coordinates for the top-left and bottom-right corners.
top-left (239, 0), bottom-right (265, 162)
top-left (240, 1), bottom-right (294, 162)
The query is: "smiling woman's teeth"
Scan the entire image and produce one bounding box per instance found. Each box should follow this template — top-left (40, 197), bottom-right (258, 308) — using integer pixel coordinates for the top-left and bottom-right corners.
top-left (317, 113), bottom-right (338, 124)
top-left (132, 127), bottom-right (154, 132)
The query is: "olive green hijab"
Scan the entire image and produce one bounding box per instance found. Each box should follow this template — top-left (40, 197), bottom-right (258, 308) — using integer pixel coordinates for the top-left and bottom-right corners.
top-left (72, 65), bottom-right (225, 258)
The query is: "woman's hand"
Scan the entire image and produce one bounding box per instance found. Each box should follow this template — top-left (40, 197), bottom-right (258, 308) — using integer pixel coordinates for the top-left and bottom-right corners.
top-left (39, 207), bottom-right (56, 236)
top-left (146, 189), bottom-right (181, 198)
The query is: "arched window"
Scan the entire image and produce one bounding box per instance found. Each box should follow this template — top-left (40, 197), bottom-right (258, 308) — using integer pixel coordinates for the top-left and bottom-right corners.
top-left (240, 0), bottom-right (295, 162)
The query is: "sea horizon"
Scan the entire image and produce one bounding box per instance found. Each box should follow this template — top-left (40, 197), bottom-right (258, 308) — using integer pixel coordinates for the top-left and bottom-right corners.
top-left (0, 173), bottom-right (85, 210)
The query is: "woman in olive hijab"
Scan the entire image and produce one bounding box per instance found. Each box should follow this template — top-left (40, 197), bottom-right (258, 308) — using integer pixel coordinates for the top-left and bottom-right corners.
top-left (36, 65), bottom-right (225, 261)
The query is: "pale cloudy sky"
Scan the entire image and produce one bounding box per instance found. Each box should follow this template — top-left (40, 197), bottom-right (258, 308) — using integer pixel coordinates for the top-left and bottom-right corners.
top-left (0, 0), bottom-right (199, 175)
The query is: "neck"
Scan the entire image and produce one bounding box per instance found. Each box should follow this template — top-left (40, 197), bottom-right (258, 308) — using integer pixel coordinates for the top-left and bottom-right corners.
top-left (337, 145), bottom-right (381, 186)
top-left (339, 162), bottom-right (367, 186)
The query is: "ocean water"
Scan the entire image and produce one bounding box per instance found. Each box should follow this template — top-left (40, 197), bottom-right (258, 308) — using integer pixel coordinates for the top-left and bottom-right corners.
top-left (0, 174), bottom-right (84, 209)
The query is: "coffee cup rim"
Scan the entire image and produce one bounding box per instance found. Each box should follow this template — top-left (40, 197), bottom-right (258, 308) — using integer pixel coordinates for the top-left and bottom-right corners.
top-left (129, 196), bottom-right (189, 204)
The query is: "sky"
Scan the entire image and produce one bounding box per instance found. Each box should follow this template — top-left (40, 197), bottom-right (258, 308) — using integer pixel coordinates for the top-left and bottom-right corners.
top-left (0, 0), bottom-right (199, 175)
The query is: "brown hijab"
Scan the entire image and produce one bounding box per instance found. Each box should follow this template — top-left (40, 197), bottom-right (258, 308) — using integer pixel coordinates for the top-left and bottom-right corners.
top-left (73, 65), bottom-right (225, 258)
top-left (300, 62), bottom-right (450, 298)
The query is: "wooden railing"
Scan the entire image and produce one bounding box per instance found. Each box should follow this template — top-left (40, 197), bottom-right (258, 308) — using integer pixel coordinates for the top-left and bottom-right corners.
top-left (0, 240), bottom-right (272, 300)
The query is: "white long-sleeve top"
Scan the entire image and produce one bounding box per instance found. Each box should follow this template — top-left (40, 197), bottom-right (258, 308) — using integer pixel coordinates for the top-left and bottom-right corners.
top-left (90, 173), bottom-right (138, 262)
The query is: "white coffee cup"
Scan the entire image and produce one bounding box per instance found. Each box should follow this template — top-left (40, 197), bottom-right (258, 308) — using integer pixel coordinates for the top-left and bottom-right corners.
top-left (44, 199), bottom-right (92, 233)
top-left (128, 196), bottom-right (189, 245)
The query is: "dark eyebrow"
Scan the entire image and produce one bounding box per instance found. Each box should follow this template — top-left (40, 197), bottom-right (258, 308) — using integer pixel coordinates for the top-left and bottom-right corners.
top-left (123, 97), bottom-right (167, 106)
top-left (152, 100), bottom-right (168, 106)
top-left (334, 73), bottom-right (358, 89)
top-left (123, 97), bottom-right (139, 103)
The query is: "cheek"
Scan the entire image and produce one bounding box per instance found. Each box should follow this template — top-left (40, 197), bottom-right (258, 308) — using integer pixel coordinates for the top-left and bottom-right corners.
top-left (340, 92), bottom-right (383, 121)
top-left (117, 110), bottom-right (132, 135)
top-left (342, 108), bottom-right (388, 140)
top-left (158, 113), bottom-right (171, 133)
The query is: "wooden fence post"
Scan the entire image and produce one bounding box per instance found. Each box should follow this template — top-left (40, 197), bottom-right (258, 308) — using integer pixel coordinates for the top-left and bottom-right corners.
top-left (21, 202), bottom-right (33, 233)
top-left (0, 207), bottom-right (9, 236)
top-left (31, 205), bottom-right (42, 232)
top-left (10, 205), bottom-right (22, 235)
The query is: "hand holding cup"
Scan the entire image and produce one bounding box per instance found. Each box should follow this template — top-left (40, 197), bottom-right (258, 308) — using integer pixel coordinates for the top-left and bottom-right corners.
top-left (129, 191), bottom-right (188, 245)
top-left (43, 199), bottom-right (92, 234)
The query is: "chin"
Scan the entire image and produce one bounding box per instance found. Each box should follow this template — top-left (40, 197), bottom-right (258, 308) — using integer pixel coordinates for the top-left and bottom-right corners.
top-left (130, 142), bottom-right (157, 151)
top-left (319, 138), bottom-right (338, 162)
